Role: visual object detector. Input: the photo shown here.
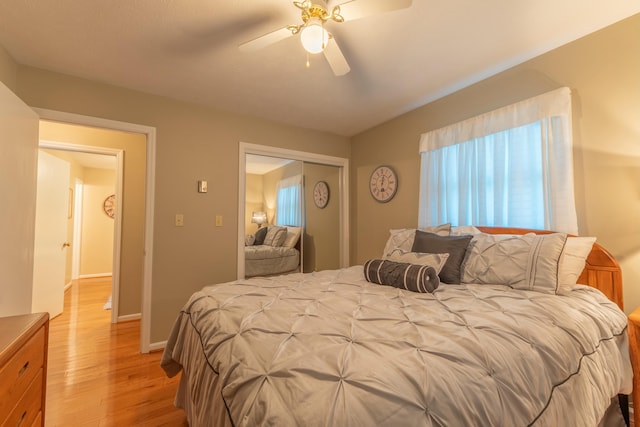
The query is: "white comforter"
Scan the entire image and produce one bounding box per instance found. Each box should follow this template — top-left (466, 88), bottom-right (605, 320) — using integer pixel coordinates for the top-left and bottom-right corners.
top-left (161, 266), bottom-right (632, 426)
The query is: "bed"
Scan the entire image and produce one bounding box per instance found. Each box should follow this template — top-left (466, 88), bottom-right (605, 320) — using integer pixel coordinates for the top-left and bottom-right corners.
top-left (162, 226), bottom-right (633, 426)
top-left (244, 226), bottom-right (302, 277)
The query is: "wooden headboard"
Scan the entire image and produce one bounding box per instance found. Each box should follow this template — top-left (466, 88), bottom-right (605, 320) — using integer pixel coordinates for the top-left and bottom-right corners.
top-left (476, 226), bottom-right (623, 310)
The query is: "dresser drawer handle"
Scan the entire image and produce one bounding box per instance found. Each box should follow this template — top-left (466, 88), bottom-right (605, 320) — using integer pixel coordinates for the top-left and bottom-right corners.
top-left (16, 410), bottom-right (27, 427)
top-left (18, 361), bottom-right (29, 376)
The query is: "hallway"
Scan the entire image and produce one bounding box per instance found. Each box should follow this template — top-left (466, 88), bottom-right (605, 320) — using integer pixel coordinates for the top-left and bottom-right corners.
top-left (45, 278), bottom-right (187, 426)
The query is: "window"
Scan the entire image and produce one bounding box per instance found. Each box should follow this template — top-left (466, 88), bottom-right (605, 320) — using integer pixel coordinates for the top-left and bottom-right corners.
top-left (275, 175), bottom-right (303, 226)
top-left (418, 87), bottom-right (578, 234)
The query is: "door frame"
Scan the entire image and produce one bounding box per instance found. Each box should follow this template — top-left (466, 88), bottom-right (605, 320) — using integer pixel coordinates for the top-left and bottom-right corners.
top-left (39, 140), bottom-right (124, 323)
top-left (238, 142), bottom-right (350, 278)
top-left (34, 108), bottom-right (157, 354)
top-left (72, 178), bottom-right (83, 281)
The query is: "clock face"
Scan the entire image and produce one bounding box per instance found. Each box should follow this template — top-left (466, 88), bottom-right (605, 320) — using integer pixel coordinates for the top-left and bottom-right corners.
top-left (369, 166), bottom-right (398, 203)
top-left (313, 181), bottom-right (329, 209)
top-left (103, 194), bottom-right (116, 218)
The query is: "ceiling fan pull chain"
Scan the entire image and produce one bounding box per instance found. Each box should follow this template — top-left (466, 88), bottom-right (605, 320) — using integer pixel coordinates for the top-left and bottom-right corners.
top-left (306, 51), bottom-right (310, 69)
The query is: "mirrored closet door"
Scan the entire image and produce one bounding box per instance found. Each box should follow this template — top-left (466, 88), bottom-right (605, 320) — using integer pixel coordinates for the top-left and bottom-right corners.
top-left (241, 151), bottom-right (345, 278)
top-left (302, 162), bottom-right (341, 272)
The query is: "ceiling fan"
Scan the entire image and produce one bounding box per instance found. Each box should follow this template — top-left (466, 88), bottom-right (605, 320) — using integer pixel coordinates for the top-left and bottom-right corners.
top-left (239, 0), bottom-right (413, 76)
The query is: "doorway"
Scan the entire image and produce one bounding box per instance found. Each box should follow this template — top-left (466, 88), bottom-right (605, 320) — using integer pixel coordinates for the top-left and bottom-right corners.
top-left (34, 108), bottom-right (157, 353)
top-left (38, 136), bottom-right (123, 322)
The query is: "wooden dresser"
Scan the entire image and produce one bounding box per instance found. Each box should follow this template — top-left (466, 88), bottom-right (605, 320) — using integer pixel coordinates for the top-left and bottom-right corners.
top-left (0, 313), bottom-right (49, 427)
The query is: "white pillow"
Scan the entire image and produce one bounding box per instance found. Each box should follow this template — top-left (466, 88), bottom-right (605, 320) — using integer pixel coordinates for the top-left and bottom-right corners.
top-left (245, 234), bottom-right (256, 246)
top-left (462, 232), bottom-right (567, 294)
top-left (282, 227), bottom-right (302, 248)
top-left (386, 249), bottom-right (450, 274)
top-left (558, 236), bottom-right (596, 291)
top-left (263, 226), bottom-right (287, 247)
top-left (381, 224), bottom-right (451, 258)
top-left (450, 225), bottom-right (482, 236)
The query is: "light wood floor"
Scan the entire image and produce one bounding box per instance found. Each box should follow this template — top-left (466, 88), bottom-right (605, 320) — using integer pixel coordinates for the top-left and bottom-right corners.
top-left (46, 277), bottom-right (188, 426)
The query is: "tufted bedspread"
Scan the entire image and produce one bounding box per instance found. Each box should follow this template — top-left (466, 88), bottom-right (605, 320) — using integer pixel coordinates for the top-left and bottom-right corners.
top-left (161, 266), bottom-right (632, 426)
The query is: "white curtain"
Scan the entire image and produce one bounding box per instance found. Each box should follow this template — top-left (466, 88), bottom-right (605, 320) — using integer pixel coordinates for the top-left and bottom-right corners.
top-left (276, 175), bottom-right (303, 226)
top-left (418, 87), bottom-right (578, 234)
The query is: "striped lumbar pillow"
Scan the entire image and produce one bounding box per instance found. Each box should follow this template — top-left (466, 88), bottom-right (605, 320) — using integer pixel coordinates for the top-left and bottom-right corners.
top-left (363, 259), bottom-right (440, 293)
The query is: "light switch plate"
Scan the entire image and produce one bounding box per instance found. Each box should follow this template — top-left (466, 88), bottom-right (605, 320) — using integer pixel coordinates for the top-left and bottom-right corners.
top-left (215, 215), bottom-right (223, 227)
top-left (198, 180), bottom-right (208, 193)
top-left (175, 214), bottom-right (184, 227)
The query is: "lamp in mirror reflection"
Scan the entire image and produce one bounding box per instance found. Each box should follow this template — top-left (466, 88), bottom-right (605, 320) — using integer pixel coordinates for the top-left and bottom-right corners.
top-left (251, 211), bottom-right (268, 228)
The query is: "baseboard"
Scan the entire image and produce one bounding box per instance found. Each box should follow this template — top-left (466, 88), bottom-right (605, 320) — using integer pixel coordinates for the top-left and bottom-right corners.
top-left (148, 340), bottom-right (167, 352)
top-left (78, 273), bottom-right (113, 279)
top-left (64, 281), bottom-right (73, 292)
top-left (117, 313), bottom-right (141, 322)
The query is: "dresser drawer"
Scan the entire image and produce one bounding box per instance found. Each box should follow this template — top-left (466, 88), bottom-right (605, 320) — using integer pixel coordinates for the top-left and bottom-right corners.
top-left (28, 411), bottom-right (41, 427)
top-left (0, 328), bottom-right (45, 419)
top-left (2, 369), bottom-right (43, 427)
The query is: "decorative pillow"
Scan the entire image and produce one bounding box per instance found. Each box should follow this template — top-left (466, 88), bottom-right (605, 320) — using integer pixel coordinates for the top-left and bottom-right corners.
top-left (558, 236), bottom-right (596, 291)
top-left (386, 249), bottom-right (450, 274)
top-left (450, 225), bottom-right (482, 236)
top-left (363, 259), bottom-right (440, 293)
top-left (245, 234), bottom-right (256, 246)
top-left (381, 223), bottom-right (451, 258)
top-left (254, 226), bottom-right (268, 245)
top-left (411, 231), bottom-right (473, 284)
top-left (263, 226), bottom-right (287, 247)
top-left (282, 227), bottom-right (302, 248)
top-left (461, 232), bottom-right (567, 294)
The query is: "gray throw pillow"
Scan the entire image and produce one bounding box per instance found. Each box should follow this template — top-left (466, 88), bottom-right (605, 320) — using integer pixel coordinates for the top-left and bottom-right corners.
top-left (254, 226), bottom-right (268, 245)
top-left (381, 224), bottom-right (451, 258)
top-left (411, 231), bottom-right (472, 284)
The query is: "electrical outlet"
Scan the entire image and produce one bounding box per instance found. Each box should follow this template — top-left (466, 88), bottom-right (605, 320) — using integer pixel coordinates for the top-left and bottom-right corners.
top-left (215, 215), bottom-right (223, 227)
top-left (175, 214), bottom-right (184, 227)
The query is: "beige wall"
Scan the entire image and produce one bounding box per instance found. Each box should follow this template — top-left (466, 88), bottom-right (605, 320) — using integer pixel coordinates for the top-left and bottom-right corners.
top-left (7, 64), bottom-right (350, 343)
top-left (80, 168), bottom-right (116, 276)
top-left (351, 14), bottom-right (640, 313)
top-left (0, 45), bottom-right (17, 92)
top-left (40, 122), bottom-right (146, 316)
top-left (245, 174), bottom-right (264, 233)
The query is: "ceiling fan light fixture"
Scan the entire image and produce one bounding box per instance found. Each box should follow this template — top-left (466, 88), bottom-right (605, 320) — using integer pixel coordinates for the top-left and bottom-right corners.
top-left (300, 18), bottom-right (329, 54)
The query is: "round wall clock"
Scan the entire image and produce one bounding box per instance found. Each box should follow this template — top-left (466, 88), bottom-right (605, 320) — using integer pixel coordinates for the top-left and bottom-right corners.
top-left (369, 165), bottom-right (398, 203)
top-left (313, 181), bottom-right (330, 209)
top-left (103, 194), bottom-right (116, 218)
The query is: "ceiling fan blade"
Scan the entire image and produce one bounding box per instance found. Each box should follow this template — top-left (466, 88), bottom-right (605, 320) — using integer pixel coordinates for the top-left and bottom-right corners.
top-left (239, 27), bottom-right (293, 52)
top-left (336, 0), bottom-right (412, 22)
top-left (323, 37), bottom-right (350, 76)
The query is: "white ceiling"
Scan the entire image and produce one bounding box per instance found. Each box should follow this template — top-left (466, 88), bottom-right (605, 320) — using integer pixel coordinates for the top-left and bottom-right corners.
top-left (73, 151), bottom-right (116, 170)
top-left (58, 151), bottom-right (116, 170)
top-left (246, 154), bottom-right (294, 175)
top-left (1, 1), bottom-right (638, 137)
